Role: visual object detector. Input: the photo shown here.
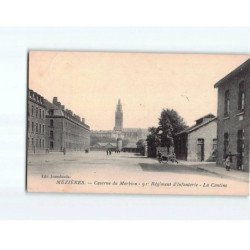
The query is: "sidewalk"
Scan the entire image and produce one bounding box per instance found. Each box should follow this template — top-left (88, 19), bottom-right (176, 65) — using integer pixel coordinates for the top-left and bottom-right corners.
top-left (196, 164), bottom-right (249, 183)
top-left (176, 160), bottom-right (249, 183)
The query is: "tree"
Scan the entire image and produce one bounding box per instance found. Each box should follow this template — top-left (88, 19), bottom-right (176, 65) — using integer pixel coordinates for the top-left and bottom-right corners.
top-left (146, 109), bottom-right (187, 158)
top-left (158, 109), bottom-right (187, 148)
top-left (136, 139), bottom-right (146, 155)
top-left (146, 127), bottom-right (161, 157)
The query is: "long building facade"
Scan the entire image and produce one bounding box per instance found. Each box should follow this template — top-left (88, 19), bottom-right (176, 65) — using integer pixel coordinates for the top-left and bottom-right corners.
top-left (214, 59), bottom-right (250, 171)
top-left (27, 89), bottom-right (90, 153)
top-left (45, 97), bottom-right (90, 152)
top-left (27, 89), bottom-right (47, 153)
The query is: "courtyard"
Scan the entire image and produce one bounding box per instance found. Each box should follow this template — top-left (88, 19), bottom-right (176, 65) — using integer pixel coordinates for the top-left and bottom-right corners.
top-left (27, 151), bottom-right (249, 195)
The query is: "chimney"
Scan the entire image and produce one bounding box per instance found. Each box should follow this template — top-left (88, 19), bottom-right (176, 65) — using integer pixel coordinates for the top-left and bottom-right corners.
top-left (53, 97), bottom-right (58, 105)
top-left (82, 118), bottom-right (85, 123)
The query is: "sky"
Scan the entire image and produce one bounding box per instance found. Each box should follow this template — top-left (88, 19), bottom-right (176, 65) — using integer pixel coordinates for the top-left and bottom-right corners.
top-left (29, 51), bottom-right (249, 130)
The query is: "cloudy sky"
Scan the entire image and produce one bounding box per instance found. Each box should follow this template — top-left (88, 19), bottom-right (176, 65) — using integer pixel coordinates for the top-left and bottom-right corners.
top-left (29, 51), bottom-right (249, 130)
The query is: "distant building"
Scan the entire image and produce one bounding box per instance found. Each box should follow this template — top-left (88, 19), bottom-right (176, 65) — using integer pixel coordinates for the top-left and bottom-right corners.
top-left (214, 59), bottom-right (250, 171)
top-left (123, 142), bottom-right (138, 152)
top-left (44, 97), bottom-right (90, 152)
top-left (123, 128), bottom-right (148, 142)
top-left (175, 114), bottom-right (217, 162)
top-left (90, 99), bottom-right (149, 146)
top-left (27, 89), bottom-right (47, 153)
top-left (91, 130), bottom-right (117, 139)
top-left (91, 142), bottom-right (117, 151)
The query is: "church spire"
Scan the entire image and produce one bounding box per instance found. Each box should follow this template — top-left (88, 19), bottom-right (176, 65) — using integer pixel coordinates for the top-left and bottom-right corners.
top-left (114, 99), bottom-right (123, 131)
top-left (116, 98), bottom-right (122, 112)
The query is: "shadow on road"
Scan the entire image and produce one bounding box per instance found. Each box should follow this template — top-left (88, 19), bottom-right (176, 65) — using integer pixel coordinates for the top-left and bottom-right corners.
top-left (119, 155), bottom-right (147, 159)
top-left (139, 162), bottom-right (209, 176)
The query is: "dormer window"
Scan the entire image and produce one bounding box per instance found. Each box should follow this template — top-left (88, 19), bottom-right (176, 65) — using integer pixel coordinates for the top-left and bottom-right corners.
top-left (48, 109), bottom-right (54, 116)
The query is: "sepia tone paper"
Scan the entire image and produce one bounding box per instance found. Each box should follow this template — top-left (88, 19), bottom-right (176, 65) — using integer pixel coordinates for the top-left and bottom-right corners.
top-left (27, 51), bottom-right (249, 195)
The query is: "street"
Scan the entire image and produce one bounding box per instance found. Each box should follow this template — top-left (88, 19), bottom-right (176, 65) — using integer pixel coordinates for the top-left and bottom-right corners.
top-left (27, 151), bottom-right (249, 195)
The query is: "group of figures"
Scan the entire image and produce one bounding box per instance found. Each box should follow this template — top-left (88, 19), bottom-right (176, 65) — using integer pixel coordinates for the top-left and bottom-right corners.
top-left (106, 149), bottom-right (121, 155)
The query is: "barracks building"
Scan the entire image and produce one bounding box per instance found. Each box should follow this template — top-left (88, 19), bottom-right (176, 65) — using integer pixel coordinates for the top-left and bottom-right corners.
top-left (27, 89), bottom-right (90, 153)
top-left (214, 59), bottom-right (250, 171)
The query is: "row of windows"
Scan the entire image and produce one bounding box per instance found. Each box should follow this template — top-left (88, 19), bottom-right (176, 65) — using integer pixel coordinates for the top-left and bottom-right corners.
top-left (28, 121), bottom-right (45, 134)
top-left (48, 141), bottom-right (86, 150)
top-left (28, 138), bottom-right (45, 149)
top-left (224, 82), bottom-right (245, 116)
top-left (29, 92), bottom-right (44, 104)
top-left (28, 104), bottom-right (45, 119)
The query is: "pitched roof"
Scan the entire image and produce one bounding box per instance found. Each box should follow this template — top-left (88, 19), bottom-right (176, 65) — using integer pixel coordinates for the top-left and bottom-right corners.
top-left (176, 116), bottom-right (217, 136)
top-left (214, 59), bottom-right (250, 88)
top-left (195, 113), bottom-right (215, 122)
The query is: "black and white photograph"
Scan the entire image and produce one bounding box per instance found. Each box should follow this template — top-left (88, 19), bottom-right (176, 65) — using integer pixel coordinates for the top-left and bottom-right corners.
top-left (27, 51), bottom-right (249, 195)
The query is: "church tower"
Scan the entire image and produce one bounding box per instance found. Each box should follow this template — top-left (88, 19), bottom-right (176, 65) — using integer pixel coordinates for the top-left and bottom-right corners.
top-left (114, 99), bottom-right (123, 131)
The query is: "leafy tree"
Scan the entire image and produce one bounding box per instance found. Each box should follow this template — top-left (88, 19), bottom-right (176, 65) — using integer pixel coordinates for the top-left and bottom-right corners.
top-left (158, 109), bottom-right (187, 148)
top-left (146, 127), bottom-right (161, 157)
top-left (136, 139), bottom-right (146, 155)
top-left (146, 109), bottom-right (187, 157)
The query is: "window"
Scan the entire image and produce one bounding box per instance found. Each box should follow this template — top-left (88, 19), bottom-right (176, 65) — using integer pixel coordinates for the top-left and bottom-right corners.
top-left (39, 139), bottom-right (41, 148)
top-left (238, 82), bottom-right (245, 111)
top-left (35, 123), bottom-right (38, 133)
top-left (223, 132), bottom-right (229, 158)
top-left (39, 124), bottom-right (41, 134)
top-left (42, 125), bottom-right (45, 134)
top-left (42, 110), bottom-right (45, 118)
top-left (27, 120), bottom-right (29, 131)
top-left (49, 109), bottom-right (54, 116)
top-left (42, 139), bottom-right (44, 148)
top-left (197, 138), bottom-right (204, 144)
top-left (50, 141), bottom-right (54, 149)
top-left (224, 90), bottom-right (230, 116)
top-left (36, 107), bottom-right (38, 118)
top-left (31, 105), bottom-right (34, 116)
top-left (212, 138), bottom-right (217, 150)
top-left (50, 131), bottom-right (54, 139)
top-left (32, 122), bottom-right (34, 132)
top-left (50, 119), bottom-right (54, 127)
top-left (39, 109), bottom-right (41, 118)
top-left (32, 138), bottom-right (34, 146)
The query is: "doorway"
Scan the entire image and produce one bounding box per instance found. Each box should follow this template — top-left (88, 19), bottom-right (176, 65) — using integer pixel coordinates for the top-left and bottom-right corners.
top-left (237, 130), bottom-right (244, 170)
top-left (197, 138), bottom-right (205, 161)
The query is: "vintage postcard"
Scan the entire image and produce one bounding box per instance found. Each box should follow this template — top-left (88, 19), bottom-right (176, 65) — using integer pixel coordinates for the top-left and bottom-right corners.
top-left (27, 51), bottom-right (249, 195)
